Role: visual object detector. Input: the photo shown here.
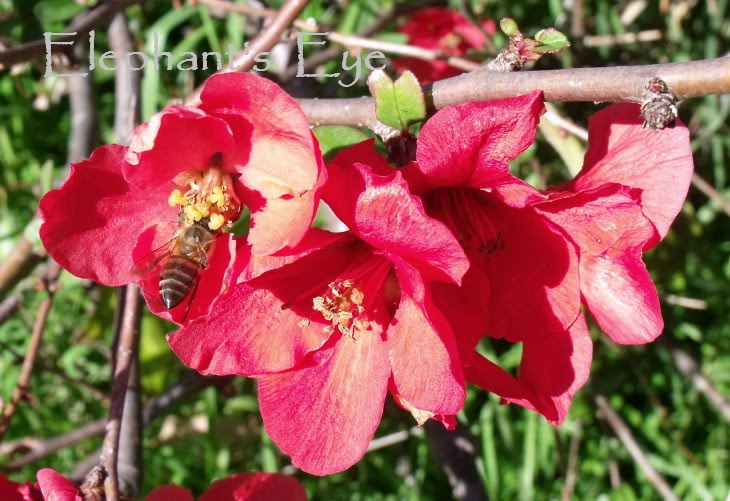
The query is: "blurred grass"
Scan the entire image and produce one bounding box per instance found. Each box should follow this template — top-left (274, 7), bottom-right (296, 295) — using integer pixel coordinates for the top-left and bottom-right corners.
top-left (0, 0), bottom-right (729, 499)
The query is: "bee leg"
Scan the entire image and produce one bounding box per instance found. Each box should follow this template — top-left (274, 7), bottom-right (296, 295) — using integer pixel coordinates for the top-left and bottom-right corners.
top-left (199, 250), bottom-right (209, 270)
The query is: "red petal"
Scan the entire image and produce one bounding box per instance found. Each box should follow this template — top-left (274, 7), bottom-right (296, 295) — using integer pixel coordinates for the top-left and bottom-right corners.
top-left (36, 469), bottom-right (81, 501)
top-left (258, 329), bottom-right (390, 475)
top-left (198, 473), bottom-right (306, 501)
top-left (464, 312), bottom-right (592, 423)
top-left (200, 73), bottom-right (326, 255)
top-left (575, 103), bottom-right (693, 247)
top-left (168, 283), bottom-right (330, 376)
top-left (145, 485), bottom-right (194, 501)
top-left (170, 233), bottom-right (357, 375)
top-left (0, 475), bottom-right (41, 501)
top-left (481, 203), bottom-right (580, 343)
top-left (510, 312), bottom-right (593, 423)
top-left (124, 106), bottom-right (236, 187)
top-left (537, 185), bottom-right (662, 344)
top-left (39, 145), bottom-right (177, 286)
top-left (388, 256), bottom-right (465, 416)
top-left (326, 144), bottom-right (468, 284)
top-left (416, 92), bottom-right (545, 188)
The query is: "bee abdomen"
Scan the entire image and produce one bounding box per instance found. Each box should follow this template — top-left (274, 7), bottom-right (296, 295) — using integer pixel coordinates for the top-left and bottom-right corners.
top-left (159, 255), bottom-right (199, 309)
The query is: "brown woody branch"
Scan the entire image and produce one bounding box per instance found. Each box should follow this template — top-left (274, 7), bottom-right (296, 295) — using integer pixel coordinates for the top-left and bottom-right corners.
top-left (0, 0), bottom-right (141, 68)
top-left (185, 0), bottom-right (310, 105)
top-left (0, 263), bottom-right (62, 443)
top-left (297, 57), bottom-right (730, 127)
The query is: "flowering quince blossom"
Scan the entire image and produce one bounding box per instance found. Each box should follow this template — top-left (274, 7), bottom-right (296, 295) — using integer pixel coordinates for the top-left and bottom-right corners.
top-left (38, 72), bottom-right (325, 324)
top-left (0, 470), bottom-right (305, 501)
top-left (391, 7), bottom-right (495, 83)
top-left (399, 91), bottom-right (693, 423)
top-left (169, 149), bottom-right (471, 475)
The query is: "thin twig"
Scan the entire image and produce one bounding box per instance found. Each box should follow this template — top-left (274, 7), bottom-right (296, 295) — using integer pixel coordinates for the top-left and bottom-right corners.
top-left (297, 57), bottom-right (730, 127)
top-left (0, 262), bottom-right (62, 443)
top-left (0, 0), bottom-right (141, 68)
top-left (561, 422), bottom-right (582, 501)
top-left (670, 347), bottom-right (730, 424)
top-left (96, 284), bottom-right (141, 501)
top-left (690, 173), bottom-right (730, 219)
top-left (0, 237), bottom-right (44, 299)
top-left (595, 395), bottom-right (680, 501)
top-left (583, 30), bottom-right (663, 48)
top-left (69, 371), bottom-right (232, 481)
top-left (0, 294), bottom-right (21, 327)
top-left (185, 0), bottom-right (310, 105)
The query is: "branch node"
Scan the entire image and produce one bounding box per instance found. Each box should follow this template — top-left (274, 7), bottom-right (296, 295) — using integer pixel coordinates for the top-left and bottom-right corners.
top-left (641, 77), bottom-right (678, 130)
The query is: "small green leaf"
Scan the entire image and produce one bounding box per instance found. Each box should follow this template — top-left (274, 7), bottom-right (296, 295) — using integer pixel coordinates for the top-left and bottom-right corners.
top-left (368, 70), bottom-right (426, 131)
top-left (33, 0), bottom-right (87, 27)
top-left (500, 18), bottom-right (520, 37)
top-left (533, 28), bottom-right (571, 53)
top-left (313, 125), bottom-right (372, 161)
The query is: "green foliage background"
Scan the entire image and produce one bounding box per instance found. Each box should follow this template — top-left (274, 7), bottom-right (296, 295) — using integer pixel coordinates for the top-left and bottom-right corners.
top-left (1, 0), bottom-right (729, 499)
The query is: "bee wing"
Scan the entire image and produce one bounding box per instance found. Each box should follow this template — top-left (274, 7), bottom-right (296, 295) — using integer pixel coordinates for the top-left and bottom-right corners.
top-left (130, 238), bottom-right (178, 277)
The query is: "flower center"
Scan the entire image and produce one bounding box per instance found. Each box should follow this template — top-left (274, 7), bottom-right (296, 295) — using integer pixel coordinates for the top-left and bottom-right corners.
top-left (312, 279), bottom-right (371, 339)
top-left (167, 152), bottom-right (241, 231)
top-left (432, 188), bottom-right (505, 259)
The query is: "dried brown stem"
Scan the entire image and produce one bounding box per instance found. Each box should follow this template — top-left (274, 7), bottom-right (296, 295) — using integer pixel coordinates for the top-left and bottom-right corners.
top-left (0, 0), bottom-right (141, 68)
top-left (0, 262), bottom-right (62, 443)
top-left (185, 0), bottom-right (310, 105)
top-left (297, 57), bottom-right (730, 127)
top-left (595, 395), bottom-right (679, 501)
top-left (96, 284), bottom-right (141, 501)
top-left (690, 173), bottom-right (730, 219)
top-left (2, 372), bottom-right (230, 472)
top-left (670, 347), bottom-right (730, 424)
top-left (0, 294), bottom-right (21, 327)
top-left (561, 422), bottom-right (582, 501)
top-left (0, 237), bottom-right (44, 299)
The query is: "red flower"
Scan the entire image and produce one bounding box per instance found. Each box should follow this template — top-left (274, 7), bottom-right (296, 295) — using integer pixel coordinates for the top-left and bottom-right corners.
top-left (1, 470), bottom-right (305, 501)
top-left (147, 472), bottom-right (307, 501)
top-left (169, 148), bottom-right (470, 474)
top-left (391, 7), bottom-right (495, 83)
top-left (403, 92), bottom-right (693, 422)
top-left (39, 73), bottom-right (325, 324)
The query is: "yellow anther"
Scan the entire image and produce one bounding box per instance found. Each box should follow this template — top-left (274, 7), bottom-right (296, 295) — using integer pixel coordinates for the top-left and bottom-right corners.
top-left (208, 213), bottom-right (225, 230)
top-left (184, 204), bottom-right (204, 222)
top-left (194, 202), bottom-right (210, 218)
top-left (168, 189), bottom-right (187, 207)
top-left (209, 186), bottom-right (226, 207)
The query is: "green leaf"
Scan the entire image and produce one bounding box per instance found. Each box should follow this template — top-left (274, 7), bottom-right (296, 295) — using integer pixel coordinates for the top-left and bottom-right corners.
top-left (500, 18), bottom-right (520, 37)
top-left (368, 70), bottom-right (426, 131)
top-left (33, 0), bottom-right (87, 27)
top-left (609, 485), bottom-right (638, 501)
top-left (313, 125), bottom-right (372, 161)
top-left (533, 28), bottom-right (571, 53)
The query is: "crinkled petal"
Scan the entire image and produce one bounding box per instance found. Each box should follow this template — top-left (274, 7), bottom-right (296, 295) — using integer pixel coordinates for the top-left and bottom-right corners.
top-left (145, 485), bottom-right (194, 501)
top-left (326, 143), bottom-right (468, 284)
top-left (416, 92), bottom-right (545, 189)
top-left (169, 233), bottom-right (355, 376)
top-left (464, 312), bottom-right (592, 424)
top-left (536, 185), bottom-right (662, 344)
top-left (509, 312), bottom-right (593, 423)
top-left (0, 475), bottom-right (41, 501)
top-left (574, 102), bottom-right (693, 247)
top-left (198, 473), bottom-right (306, 501)
top-left (200, 73), bottom-right (326, 255)
top-left (39, 145), bottom-right (177, 286)
top-left (479, 202), bottom-right (580, 343)
top-left (258, 329), bottom-right (390, 475)
top-left (36, 469), bottom-right (81, 501)
top-left (388, 255), bottom-right (465, 416)
top-left (124, 105), bottom-right (236, 187)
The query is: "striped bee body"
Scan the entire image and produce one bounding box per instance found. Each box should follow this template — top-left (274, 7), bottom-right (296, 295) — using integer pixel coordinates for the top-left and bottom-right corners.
top-left (159, 255), bottom-right (202, 309)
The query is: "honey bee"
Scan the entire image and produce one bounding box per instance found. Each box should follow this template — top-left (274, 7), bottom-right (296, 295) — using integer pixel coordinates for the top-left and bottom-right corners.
top-left (134, 221), bottom-right (217, 310)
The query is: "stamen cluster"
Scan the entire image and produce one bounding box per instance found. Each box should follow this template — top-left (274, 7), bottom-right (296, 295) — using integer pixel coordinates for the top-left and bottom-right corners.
top-left (312, 279), bottom-right (370, 338)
